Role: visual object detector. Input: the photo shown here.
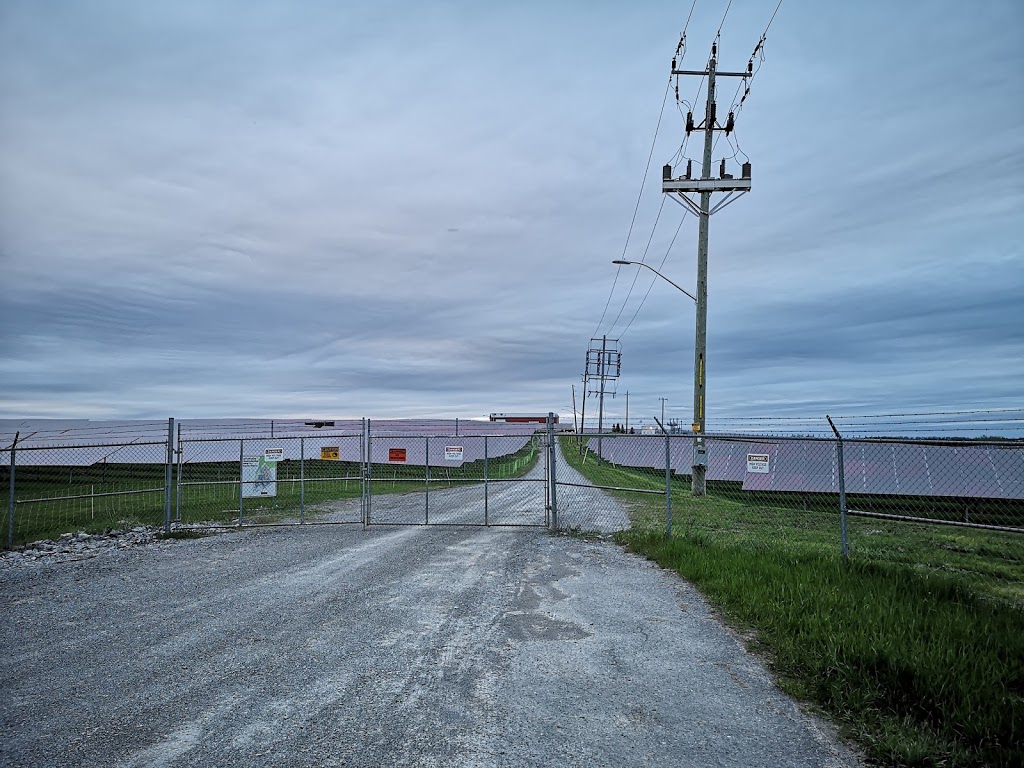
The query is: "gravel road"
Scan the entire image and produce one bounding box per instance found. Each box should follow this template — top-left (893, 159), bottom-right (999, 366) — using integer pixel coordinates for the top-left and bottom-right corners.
top-left (0, 521), bottom-right (861, 768)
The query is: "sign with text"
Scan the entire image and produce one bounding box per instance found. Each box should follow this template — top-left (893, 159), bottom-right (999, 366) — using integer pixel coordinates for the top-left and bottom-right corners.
top-left (444, 446), bottom-right (464, 461)
top-left (320, 446), bottom-right (340, 461)
top-left (746, 453), bottom-right (770, 474)
top-left (388, 448), bottom-right (407, 463)
top-left (242, 456), bottom-right (277, 497)
top-left (263, 447), bottom-right (284, 462)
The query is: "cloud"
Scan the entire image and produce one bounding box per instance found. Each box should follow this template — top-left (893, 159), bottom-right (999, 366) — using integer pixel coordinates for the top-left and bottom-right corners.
top-left (1, 0), bottom-right (1021, 424)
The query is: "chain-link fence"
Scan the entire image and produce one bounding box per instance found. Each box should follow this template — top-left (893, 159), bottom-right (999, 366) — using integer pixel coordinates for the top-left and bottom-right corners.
top-left (557, 426), bottom-right (1023, 602)
top-left (0, 418), bottom-right (552, 545)
top-left (554, 431), bottom-right (670, 533)
top-left (176, 431), bottom-right (367, 528)
top-left (4, 416), bottom-right (1022, 603)
top-left (1, 438), bottom-right (171, 547)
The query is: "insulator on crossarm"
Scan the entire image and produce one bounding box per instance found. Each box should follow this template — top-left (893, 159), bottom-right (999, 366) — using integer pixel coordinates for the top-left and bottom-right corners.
top-left (663, 164), bottom-right (672, 181)
top-left (725, 111), bottom-right (735, 135)
top-left (685, 111), bottom-right (694, 134)
top-left (685, 159), bottom-right (692, 179)
top-left (672, 57), bottom-right (676, 70)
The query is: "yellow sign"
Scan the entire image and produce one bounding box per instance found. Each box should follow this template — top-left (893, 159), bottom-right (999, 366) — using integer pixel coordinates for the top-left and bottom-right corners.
top-left (320, 446), bottom-right (340, 461)
top-left (692, 423), bottom-right (701, 433)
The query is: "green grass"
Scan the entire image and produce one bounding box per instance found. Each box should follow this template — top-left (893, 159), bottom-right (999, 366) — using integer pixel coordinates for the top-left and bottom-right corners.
top-left (0, 440), bottom-right (539, 544)
top-left (560, 437), bottom-right (1024, 767)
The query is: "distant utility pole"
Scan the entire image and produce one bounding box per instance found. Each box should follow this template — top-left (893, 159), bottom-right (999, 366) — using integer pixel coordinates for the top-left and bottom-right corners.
top-left (571, 384), bottom-right (579, 434)
top-left (584, 336), bottom-right (621, 455)
top-left (578, 374), bottom-right (587, 440)
top-left (625, 391), bottom-right (629, 432)
top-left (663, 40), bottom-right (754, 496)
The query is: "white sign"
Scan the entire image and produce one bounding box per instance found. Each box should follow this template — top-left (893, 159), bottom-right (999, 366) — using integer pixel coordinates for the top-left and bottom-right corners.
top-left (445, 446), bottom-right (464, 461)
top-left (242, 456), bottom-right (277, 497)
top-left (263, 447), bottom-right (284, 462)
top-left (746, 453), bottom-right (770, 474)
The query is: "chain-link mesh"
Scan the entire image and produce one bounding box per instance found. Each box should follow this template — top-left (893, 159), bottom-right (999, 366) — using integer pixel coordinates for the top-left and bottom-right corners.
top-left (5, 419), bottom-right (1019, 605)
top-left (555, 432), bottom-right (670, 533)
top-left (365, 431), bottom-right (545, 526)
top-left (552, 429), bottom-right (1024, 603)
top-left (1, 441), bottom-right (168, 546)
top-left (177, 433), bottom-right (365, 528)
top-left (841, 438), bottom-right (1024, 601)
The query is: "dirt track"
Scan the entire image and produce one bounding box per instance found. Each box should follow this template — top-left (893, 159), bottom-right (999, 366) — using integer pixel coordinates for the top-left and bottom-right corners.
top-left (0, 522), bottom-right (861, 767)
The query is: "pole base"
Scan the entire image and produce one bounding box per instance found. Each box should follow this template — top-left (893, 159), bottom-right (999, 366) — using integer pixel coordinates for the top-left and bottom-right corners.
top-left (691, 464), bottom-right (707, 497)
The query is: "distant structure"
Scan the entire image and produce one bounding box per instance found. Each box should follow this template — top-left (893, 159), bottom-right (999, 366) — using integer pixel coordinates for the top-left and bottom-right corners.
top-left (489, 413), bottom-right (556, 424)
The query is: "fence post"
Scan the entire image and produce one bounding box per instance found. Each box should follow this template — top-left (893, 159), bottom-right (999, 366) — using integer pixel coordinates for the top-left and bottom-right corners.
top-left (238, 438), bottom-right (245, 527)
top-left (484, 435), bottom-right (489, 527)
top-left (827, 416), bottom-right (849, 562)
top-left (665, 432), bottom-right (672, 537)
top-left (175, 422), bottom-right (183, 523)
top-left (300, 437), bottom-right (305, 524)
top-left (365, 419), bottom-right (372, 526)
top-left (164, 418), bottom-right (174, 533)
top-left (548, 413), bottom-right (558, 531)
top-left (425, 436), bottom-right (430, 525)
top-left (7, 432), bottom-right (18, 549)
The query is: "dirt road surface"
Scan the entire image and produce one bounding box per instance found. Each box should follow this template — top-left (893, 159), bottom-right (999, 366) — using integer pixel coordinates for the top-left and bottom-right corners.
top-left (0, 522), bottom-right (861, 767)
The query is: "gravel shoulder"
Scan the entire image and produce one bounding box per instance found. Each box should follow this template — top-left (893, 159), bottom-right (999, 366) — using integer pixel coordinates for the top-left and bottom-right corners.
top-left (0, 524), bottom-right (861, 767)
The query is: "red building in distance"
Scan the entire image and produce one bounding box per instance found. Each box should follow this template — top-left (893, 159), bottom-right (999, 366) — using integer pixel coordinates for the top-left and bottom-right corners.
top-left (488, 413), bottom-right (557, 424)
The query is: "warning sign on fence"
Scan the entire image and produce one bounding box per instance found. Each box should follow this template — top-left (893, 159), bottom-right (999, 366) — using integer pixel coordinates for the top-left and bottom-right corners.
top-left (242, 456), bottom-right (277, 497)
top-left (445, 446), bottom-right (463, 461)
top-left (321, 446), bottom-right (340, 461)
top-left (263, 447), bottom-right (284, 462)
top-left (389, 448), bottom-right (407, 463)
top-left (746, 453), bottom-right (770, 474)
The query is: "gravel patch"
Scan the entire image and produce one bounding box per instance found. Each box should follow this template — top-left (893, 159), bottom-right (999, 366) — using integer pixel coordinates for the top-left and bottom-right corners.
top-left (0, 523), bottom-right (861, 767)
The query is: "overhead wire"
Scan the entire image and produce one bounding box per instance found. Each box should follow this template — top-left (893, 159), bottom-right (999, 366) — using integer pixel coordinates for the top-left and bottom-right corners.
top-left (594, 0), bottom-right (706, 340)
top-left (592, 77), bottom-right (673, 337)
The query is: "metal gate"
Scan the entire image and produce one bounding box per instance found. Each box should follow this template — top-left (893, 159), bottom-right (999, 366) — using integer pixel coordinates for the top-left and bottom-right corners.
top-left (174, 420), bottom-right (550, 530)
top-left (365, 423), bottom-right (548, 527)
top-left (550, 425), bottom-right (672, 534)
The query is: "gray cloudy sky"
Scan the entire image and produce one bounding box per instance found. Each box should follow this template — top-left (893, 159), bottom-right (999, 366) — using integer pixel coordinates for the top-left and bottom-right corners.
top-left (1, 0), bottom-right (1021, 425)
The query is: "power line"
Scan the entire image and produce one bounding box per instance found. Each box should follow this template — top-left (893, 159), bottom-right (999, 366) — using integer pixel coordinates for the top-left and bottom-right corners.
top-left (679, 0), bottom-right (699, 38)
top-left (716, 0), bottom-right (734, 37)
top-left (763, 0), bottom-right (784, 36)
top-left (593, 78), bottom-right (673, 337)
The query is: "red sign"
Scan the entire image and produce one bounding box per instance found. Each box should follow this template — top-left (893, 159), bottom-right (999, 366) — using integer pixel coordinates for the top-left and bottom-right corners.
top-left (388, 448), bottom-right (407, 463)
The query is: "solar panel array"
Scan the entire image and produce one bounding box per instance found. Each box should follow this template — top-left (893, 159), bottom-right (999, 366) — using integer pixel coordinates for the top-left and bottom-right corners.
top-left (0, 419), bottom-right (541, 468)
top-left (592, 434), bottom-right (1024, 501)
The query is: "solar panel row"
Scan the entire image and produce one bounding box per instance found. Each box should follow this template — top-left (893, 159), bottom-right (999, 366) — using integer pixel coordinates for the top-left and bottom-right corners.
top-left (2, 434), bottom-right (533, 469)
top-left (592, 435), bottom-right (1024, 500)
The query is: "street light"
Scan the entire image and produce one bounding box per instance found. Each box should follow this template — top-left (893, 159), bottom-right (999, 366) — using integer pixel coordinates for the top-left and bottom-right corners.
top-left (611, 260), bottom-right (697, 303)
top-left (611, 258), bottom-right (708, 497)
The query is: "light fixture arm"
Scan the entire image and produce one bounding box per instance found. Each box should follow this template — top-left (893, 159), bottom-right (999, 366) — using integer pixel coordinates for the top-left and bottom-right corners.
top-left (611, 260), bottom-right (697, 303)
